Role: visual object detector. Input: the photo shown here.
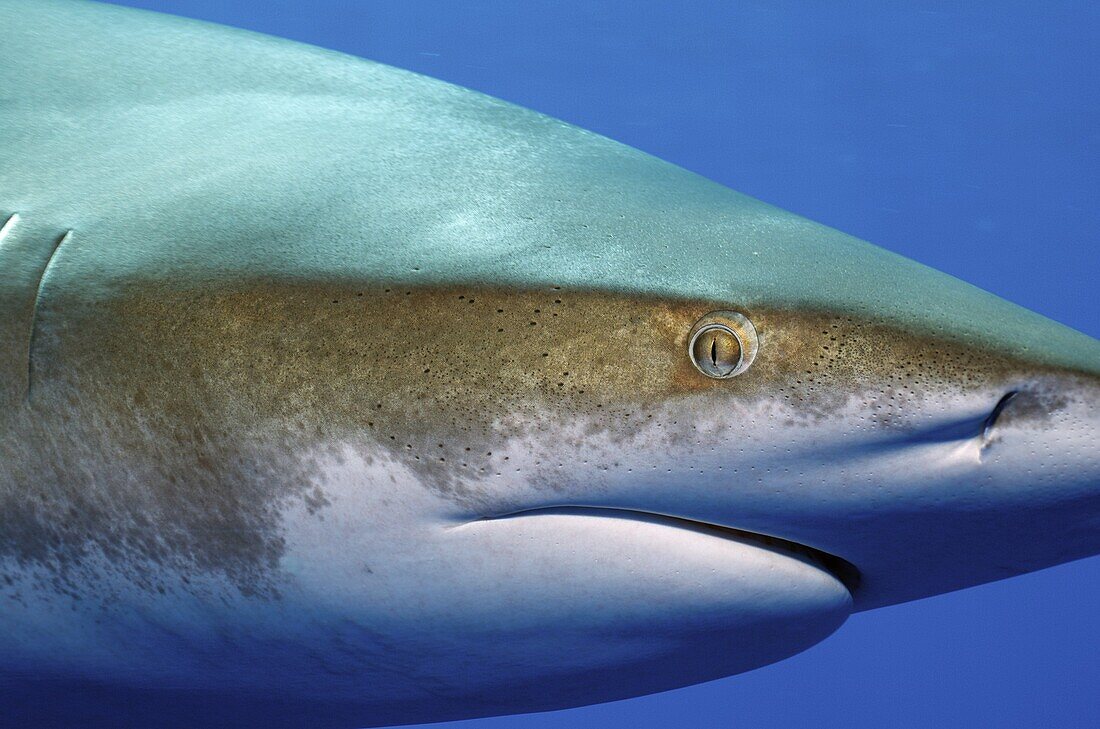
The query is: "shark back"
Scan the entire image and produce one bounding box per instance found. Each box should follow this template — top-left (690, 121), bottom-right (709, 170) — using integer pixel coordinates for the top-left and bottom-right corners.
top-left (2, 0), bottom-right (1094, 408)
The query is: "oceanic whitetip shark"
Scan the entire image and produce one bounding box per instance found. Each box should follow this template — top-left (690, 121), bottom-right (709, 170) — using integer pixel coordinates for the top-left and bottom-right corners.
top-left (1, 1), bottom-right (1097, 727)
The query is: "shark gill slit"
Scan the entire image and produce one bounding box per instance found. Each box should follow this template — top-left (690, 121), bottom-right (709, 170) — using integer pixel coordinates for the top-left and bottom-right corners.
top-left (25, 229), bottom-right (72, 401)
top-left (0, 213), bottom-right (20, 245)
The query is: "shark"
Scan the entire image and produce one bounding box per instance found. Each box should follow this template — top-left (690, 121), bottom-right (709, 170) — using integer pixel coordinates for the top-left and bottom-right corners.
top-left (0, 1), bottom-right (1097, 727)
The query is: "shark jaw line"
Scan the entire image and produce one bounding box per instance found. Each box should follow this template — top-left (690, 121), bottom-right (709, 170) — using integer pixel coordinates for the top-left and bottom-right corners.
top-left (472, 505), bottom-right (862, 593)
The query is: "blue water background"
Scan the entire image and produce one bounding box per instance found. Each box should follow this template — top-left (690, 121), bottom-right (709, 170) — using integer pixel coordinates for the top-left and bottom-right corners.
top-left (107, 2), bottom-right (1100, 726)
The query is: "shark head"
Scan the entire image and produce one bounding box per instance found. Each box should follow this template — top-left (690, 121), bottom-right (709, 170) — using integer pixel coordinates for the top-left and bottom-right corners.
top-left (251, 273), bottom-right (1098, 719)
top-left (58, 217), bottom-right (1092, 722)
top-left (157, 257), bottom-right (1095, 722)
top-left (1, 1), bottom-right (1097, 726)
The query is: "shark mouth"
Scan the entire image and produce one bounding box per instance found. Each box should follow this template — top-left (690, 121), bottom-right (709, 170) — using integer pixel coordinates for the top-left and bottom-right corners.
top-left (477, 506), bottom-right (861, 593)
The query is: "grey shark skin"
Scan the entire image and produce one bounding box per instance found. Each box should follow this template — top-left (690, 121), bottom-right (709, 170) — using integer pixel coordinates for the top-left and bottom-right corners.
top-left (0, 0), bottom-right (1098, 727)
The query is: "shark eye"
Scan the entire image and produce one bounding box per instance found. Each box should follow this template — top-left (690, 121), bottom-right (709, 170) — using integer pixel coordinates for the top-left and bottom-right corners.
top-left (688, 311), bottom-right (758, 379)
top-left (691, 325), bottom-right (741, 377)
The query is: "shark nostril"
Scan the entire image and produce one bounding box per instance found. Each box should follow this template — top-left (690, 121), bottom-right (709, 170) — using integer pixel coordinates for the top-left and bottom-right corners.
top-left (983, 390), bottom-right (1020, 443)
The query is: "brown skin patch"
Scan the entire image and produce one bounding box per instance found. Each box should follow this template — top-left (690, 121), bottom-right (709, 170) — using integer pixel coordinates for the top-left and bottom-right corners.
top-left (0, 281), bottom-right (1086, 596)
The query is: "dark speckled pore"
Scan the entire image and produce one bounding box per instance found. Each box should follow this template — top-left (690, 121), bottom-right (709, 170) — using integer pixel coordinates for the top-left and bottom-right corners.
top-left (1, 281), bottom-right (1087, 596)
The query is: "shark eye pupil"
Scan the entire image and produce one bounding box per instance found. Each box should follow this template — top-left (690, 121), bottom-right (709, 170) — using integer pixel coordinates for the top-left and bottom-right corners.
top-left (688, 311), bottom-right (759, 379)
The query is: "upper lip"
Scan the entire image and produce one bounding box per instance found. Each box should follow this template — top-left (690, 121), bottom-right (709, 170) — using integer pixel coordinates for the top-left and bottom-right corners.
top-left (475, 505), bottom-right (862, 593)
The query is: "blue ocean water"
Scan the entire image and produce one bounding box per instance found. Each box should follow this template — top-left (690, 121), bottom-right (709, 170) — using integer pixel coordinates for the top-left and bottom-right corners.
top-left (103, 2), bottom-right (1100, 727)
